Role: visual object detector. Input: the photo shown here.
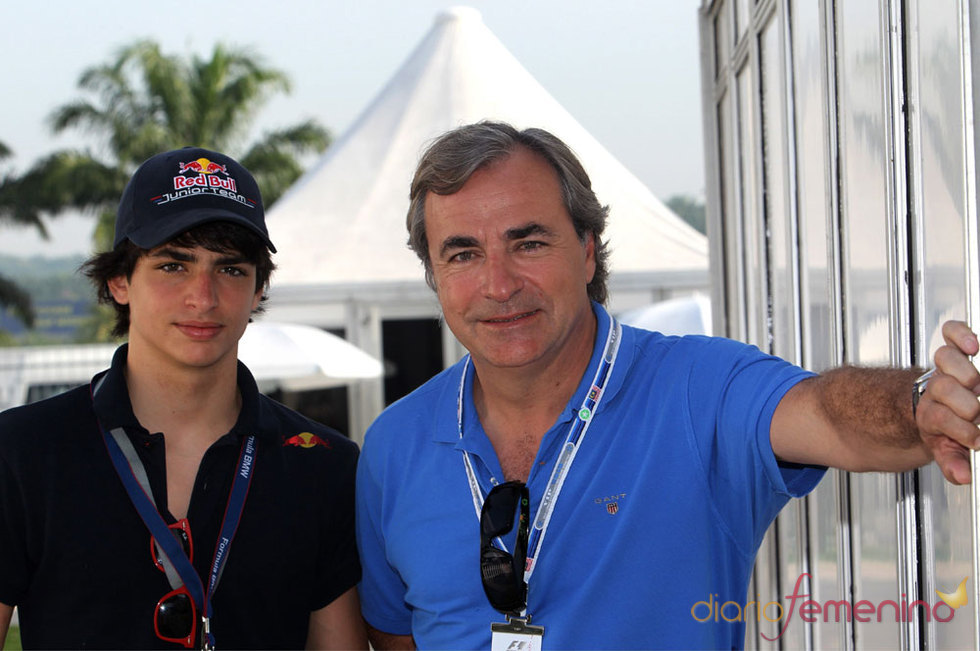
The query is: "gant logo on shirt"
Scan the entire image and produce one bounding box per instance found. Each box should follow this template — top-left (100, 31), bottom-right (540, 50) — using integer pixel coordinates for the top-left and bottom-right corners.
top-left (594, 492), bottom-right (626, 515)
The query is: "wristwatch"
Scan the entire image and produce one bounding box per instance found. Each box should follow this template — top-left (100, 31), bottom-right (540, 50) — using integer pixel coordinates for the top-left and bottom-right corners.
top-left (912, 368), bottom-right (935, 417)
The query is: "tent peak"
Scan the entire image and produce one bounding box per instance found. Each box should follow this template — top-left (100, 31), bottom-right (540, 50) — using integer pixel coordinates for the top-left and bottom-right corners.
top-left (266, 4), bottom-right (708, 288)
top-left (437, 6), bottom-right (482, 24)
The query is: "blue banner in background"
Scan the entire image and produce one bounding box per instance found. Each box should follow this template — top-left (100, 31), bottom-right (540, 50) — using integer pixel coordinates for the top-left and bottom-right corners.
top-left (0, 300), bottom-right (93, 340)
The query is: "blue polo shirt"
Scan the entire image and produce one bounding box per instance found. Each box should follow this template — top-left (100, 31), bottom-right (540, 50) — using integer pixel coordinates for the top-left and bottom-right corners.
top-left (356, 303), bottom-right (825, 649)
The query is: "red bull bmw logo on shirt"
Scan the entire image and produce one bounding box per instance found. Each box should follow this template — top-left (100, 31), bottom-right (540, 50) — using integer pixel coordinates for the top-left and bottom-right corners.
top-left (151, 157), bottom-right (255, 209)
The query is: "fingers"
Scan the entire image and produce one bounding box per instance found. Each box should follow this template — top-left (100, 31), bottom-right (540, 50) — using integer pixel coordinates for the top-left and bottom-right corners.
top-left (934, 320), bottom-right (980, 395)
top-left (933, 345), bottom-right (980, 393)
top-left (942, 320), bottom-right (979, 356)
top-left (923, 373), bottom-right (980, 425)
top-left (919, 397), bottom-right (979, 448)
top-left (920, 321), bottom-right (980, 484)
top-left (929, 437), bottom-right (972, 485)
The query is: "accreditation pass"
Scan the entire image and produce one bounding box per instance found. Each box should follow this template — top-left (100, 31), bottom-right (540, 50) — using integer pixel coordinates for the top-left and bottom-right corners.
top-left (491, 618), bottom-right (544, 651)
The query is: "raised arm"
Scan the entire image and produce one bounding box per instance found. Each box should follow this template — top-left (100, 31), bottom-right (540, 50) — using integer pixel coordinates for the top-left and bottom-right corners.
top-left (771, 320), bottom-right (980, 484)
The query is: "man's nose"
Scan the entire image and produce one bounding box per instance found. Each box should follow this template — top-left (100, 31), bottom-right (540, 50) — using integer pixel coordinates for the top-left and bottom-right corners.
top-left (185, 271), bottom-right (218, 310)
top-left (482, 253), bottom-right (523, 302)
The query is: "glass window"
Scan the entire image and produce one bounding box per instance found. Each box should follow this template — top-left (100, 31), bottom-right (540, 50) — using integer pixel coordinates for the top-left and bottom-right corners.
top-left (790, 1), bottom-right (845, 647)
top-left (735, 0), bottom-right (751, 42)
top-left (792, 0), bottom-right (836, 374)
top-left (836, 2), bottom-right (901, 645)
top-left (761, 14), bottom-right (796, 361)
top-left (909, 0), bottom-right (972, 646)
top-left (718, 91), bottom-right (743, 340)
top-left (715, 0), bottom-right (732, 79)
top-left (736, 63), bottom-right (766, 348)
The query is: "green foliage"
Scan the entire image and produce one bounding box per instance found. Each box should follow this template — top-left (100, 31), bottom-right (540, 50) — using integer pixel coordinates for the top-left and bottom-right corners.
top-left (0, 141), bottom-right (40, 330)
top-left (39, 39), bottom-right (331, 211)
top-left (73, 303), bottom-right (122, 344)
top-left (2, 40), bottom-right (332, 341)
top-left (0, 253), bottom-right (94, 345)
top-left (0, 275), bottom-right (34, 328)
top-left (665, 194), bottom-right (706, 235)
top-left (0, 254), bottom-right (89, 301)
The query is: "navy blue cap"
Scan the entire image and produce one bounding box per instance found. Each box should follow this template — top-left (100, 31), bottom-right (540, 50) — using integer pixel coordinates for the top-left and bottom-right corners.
top-left (114, 147), bottom-right (276, 252)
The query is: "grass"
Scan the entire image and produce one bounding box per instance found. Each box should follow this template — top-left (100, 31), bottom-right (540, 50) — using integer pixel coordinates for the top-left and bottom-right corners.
top-left (2, 626), bottom-right (21, 650)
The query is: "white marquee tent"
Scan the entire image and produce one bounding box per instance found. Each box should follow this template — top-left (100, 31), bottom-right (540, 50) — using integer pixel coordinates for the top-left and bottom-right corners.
top-left (262, 7), bottom-right (709, 438)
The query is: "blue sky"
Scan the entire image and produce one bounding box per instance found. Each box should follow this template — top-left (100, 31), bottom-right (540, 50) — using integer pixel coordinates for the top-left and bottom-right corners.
top-left (0, 0), bottom-right (705, 257)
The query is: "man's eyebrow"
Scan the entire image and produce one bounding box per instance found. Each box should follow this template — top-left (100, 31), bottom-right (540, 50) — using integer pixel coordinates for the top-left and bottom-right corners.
top-left (148, 248), bottom-right (248, 266)
top-left (439, 235), bottom-right (479, 259)
top-left (214, 254), bottom-right (249, 265)
top-left (149, 247), bottom-right (195, 262)
top-left (505, 223), bottom-right (554, 240)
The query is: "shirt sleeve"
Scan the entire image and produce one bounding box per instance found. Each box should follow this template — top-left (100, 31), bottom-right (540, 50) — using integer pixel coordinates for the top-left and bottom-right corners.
top-left (682, 337), bottom-right (826, 554)
top-left (355, 427), bottom-right (414, 635)
top-left (312, 436), bottom-right (362, 610)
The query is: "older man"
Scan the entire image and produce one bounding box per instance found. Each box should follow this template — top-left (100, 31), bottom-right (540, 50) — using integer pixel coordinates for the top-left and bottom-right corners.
top-left (355, 121), bottom-right (978, 650)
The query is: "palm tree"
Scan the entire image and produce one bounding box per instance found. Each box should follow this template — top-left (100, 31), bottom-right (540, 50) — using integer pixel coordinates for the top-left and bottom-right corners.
top-left (5, 40), bottom-right (330, 339)
top-left (13, 39), bottom-right (330, 251)
top-left (0, 141), bottom-right (37, 331)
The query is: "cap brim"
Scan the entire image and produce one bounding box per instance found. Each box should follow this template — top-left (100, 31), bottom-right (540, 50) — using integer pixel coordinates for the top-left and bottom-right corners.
top-left (119, 208), bottom-right (277, 253)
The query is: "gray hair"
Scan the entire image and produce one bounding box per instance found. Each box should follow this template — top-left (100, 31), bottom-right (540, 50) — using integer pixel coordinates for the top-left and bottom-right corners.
top-left (406, 121), bottom-right (610, 304)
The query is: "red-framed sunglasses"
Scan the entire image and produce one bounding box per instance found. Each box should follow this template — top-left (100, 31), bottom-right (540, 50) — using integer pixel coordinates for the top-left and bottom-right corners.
top-left (150, 519), bottom-right (200, 648)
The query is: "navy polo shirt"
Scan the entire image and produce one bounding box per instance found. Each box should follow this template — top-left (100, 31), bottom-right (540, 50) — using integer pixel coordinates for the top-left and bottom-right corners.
top-left (0, 345), bottom-right (360, 649)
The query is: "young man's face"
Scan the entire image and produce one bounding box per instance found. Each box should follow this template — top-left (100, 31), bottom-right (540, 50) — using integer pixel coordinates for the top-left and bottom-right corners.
top-left (107, 243), bottom-right (263, 372)
top-left (425, 146), bottom-right (597, 373)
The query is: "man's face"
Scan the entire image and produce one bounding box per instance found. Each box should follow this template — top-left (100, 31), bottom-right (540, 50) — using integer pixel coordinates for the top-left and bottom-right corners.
top-left (108, 244), bottom-right (262, 372)
top-left (425, 146), bottom-right (596, 372)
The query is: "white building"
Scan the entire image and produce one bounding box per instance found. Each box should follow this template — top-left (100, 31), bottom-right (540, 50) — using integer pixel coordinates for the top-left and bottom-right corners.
top-left (700, 0), bottom-right (979, 647)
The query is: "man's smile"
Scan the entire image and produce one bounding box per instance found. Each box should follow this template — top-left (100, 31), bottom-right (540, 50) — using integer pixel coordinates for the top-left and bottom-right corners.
top-left (481, 310), bottom-right (538, 324)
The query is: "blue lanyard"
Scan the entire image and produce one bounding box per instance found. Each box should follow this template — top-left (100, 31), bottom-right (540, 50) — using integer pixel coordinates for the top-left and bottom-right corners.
top-left (93, 379), bottom-right (256, 648)
top-left (460, 311), bottom-right (622, 582)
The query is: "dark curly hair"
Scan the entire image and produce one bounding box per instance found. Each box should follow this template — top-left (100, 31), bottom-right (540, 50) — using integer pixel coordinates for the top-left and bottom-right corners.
top-left (81, 222), bottom-right (276, 338)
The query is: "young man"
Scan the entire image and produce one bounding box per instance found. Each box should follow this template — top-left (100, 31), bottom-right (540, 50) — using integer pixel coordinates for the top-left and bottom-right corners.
top-left (0, 147), bottom-right (367, 649)
top-left (355, 122), bottom-right (980, 649)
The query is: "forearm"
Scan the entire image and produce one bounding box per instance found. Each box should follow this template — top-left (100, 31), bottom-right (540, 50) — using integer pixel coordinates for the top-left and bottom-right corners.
top-left (366, 624), bottom-right (415, 650)
top-left (305, 588), bottom-right (368, 650)
top-left (0, 602), bottom-right (12, 648)
top-left (772, 365), bottom-right (932, 472)
top-left (819, 365), bottom-right (924, 453)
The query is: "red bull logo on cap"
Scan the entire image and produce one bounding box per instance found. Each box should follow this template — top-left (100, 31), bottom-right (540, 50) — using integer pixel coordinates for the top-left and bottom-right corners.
top-left (178, 157), bottom-right (229, 175)
top-left (173, 157), bottom-right (237, 192)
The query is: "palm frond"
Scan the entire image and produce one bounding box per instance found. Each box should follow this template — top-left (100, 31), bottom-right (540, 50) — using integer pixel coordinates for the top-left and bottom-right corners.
top-left (0, 274), bottom-right (35, 328)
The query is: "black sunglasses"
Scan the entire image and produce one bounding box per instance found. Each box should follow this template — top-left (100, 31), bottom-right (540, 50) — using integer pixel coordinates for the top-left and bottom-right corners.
top-left (480, 481), bottom-right (530, 615)
top-left (150, 519), bottom-right (201, 649)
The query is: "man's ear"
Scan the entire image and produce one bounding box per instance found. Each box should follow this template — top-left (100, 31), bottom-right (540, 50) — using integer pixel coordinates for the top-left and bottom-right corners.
top-left (583, 232), bottom-right (596, 284)
top-left (106, 276), bottom-right (130, 305)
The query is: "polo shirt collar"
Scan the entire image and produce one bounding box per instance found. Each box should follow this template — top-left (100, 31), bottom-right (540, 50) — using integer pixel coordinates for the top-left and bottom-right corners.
top-left (233, 358), bottom-right (269, 441)
top-left (90, 344), bottom-right (141, 431)
top-left (90, 343), bottom-right (270, 442)
top-left (564, 301), bottom-right (630, 416)
top-left (435, 302), bottom-right (633, 452)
